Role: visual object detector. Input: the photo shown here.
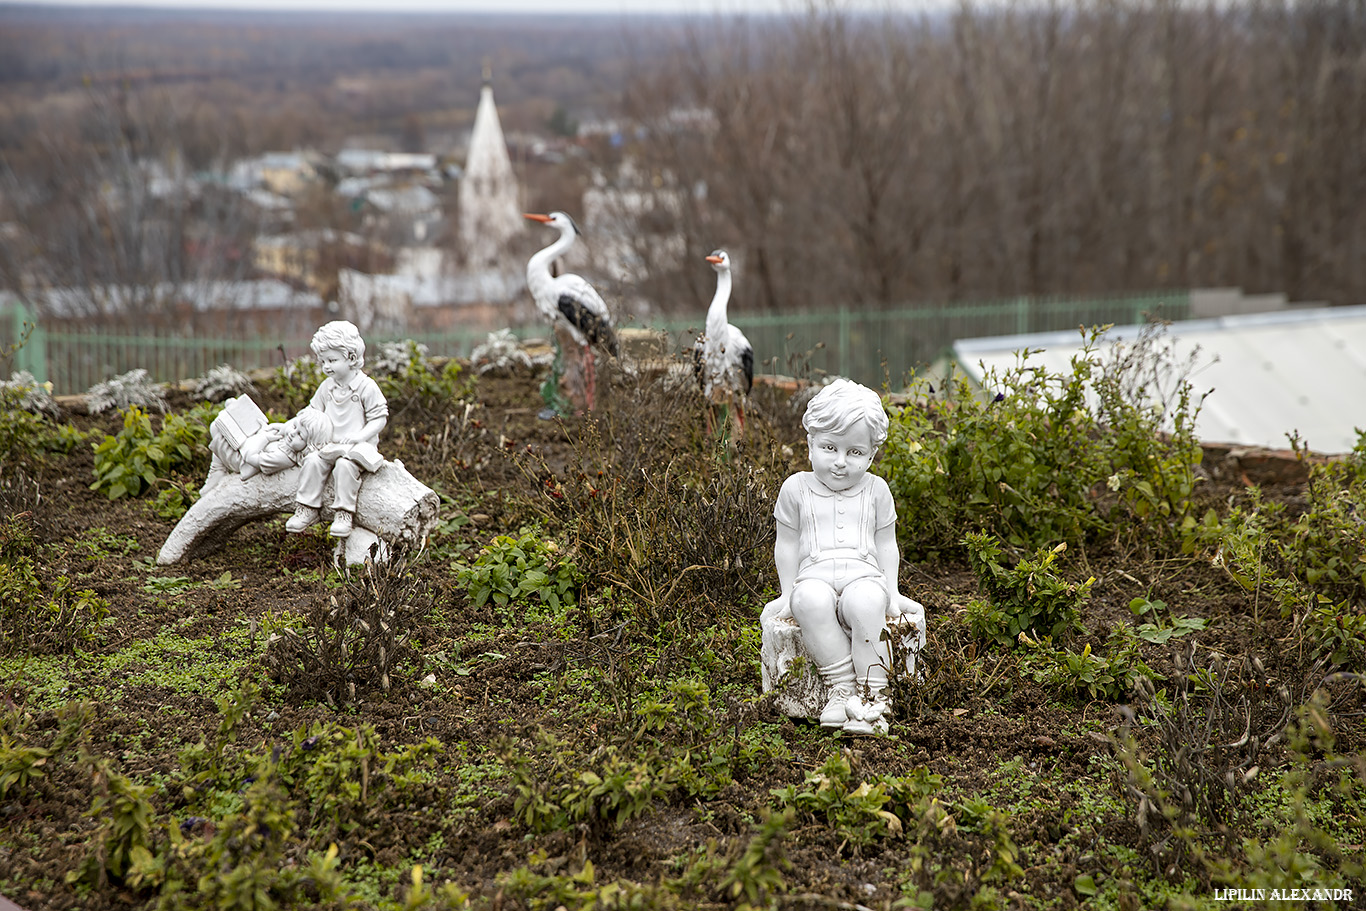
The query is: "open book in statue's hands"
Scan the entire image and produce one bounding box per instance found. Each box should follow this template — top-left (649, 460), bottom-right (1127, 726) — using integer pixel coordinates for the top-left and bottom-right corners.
top-left (317, 440), bottom-right (384, 472)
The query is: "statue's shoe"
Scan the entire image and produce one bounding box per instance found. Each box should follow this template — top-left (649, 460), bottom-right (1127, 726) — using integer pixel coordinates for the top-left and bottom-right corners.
top-left (819, 685), bottom-right (854, 727)
top-left (285, 505), bottom-right (320, 533)
top-left (329, 511), bottom-right (353, 537)
top-left (842, 695), bottom-right (890, 735)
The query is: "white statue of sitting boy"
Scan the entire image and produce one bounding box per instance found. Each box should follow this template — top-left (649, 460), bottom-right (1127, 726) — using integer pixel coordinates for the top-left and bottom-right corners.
top-left (285, 320), bottom-right (389, 539)
top-left (765, 378), bottom-right (925, 734)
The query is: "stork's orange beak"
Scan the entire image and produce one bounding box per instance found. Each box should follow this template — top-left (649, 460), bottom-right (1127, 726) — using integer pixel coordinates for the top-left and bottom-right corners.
top-left (705, 255), bottom-right (723, 264)
top-left (523, 213), bottom-right (552, 223)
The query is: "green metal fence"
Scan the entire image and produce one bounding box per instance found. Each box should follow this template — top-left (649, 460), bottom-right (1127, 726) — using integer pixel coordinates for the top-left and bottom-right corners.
top-left (1, 291), bottom-right (1188, 395)
top-left (652, 290), bottom-right (1189, 388)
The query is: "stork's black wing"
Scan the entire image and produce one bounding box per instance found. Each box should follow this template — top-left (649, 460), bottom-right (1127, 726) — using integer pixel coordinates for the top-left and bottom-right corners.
top-left (559, 294), bottom-right (619, 356)
top-left (740, 342), bottom-right (755, 395)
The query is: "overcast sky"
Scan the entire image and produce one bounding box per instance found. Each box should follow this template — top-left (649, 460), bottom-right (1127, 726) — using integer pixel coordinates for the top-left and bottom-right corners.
top-left (15, 0), bottom-right (953, 15)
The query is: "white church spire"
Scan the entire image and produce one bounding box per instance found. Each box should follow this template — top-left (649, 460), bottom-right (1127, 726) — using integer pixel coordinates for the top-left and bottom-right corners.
top-left (458, 64), bottom-right (522, 266)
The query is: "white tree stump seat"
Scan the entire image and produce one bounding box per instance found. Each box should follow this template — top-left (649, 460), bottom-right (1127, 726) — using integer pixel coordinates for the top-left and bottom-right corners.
top-left (759, 601), bottom-right (924, 718)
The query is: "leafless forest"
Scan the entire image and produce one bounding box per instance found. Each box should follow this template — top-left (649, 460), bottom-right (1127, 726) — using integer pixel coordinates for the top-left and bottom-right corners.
top-left (1, 0), bottom-right (1364, 321)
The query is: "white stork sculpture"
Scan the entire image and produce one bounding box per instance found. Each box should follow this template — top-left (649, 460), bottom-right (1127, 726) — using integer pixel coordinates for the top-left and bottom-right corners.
top-left (523, 211), bottom-right (618, 414)
top-left (692, 249), bottom-right (754, 441)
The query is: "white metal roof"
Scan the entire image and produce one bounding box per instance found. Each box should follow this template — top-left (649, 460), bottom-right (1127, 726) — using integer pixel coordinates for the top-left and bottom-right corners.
top-left (952, 305), bottom-right (1366, 454)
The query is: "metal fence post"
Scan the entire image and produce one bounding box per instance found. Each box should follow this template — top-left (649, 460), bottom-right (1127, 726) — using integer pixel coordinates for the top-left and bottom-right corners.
top-left (13, 300), bottom-right (48, 384)
top-left (838, 305), bottom-right (850, 379)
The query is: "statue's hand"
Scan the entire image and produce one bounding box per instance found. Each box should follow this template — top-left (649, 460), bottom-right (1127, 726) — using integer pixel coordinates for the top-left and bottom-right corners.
top-left (889, 594), bottom-right (924, 624)
top-left (766, 593), bottom-right (794, 622)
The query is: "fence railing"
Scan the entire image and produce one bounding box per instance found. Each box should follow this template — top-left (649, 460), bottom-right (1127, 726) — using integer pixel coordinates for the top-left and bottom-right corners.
top-left (651, 291), bottom-right (1189, 388)
top-left (2, 291), bottom-right (1189, 394)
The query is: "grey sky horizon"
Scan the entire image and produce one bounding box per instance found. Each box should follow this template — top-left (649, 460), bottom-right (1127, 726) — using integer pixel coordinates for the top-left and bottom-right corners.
top-left (11, 0), bottom-right (955, 15)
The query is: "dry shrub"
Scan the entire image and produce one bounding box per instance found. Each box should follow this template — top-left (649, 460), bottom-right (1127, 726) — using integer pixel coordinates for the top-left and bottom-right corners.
top-left (1111, 641), bottom-right (1294, 871)
top-left (263, 548), bottom-right (428, 706)
top-left (525, 363), bottom-right (802, 619)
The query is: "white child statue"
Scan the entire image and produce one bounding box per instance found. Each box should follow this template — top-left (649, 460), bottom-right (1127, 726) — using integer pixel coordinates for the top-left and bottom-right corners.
top-left (763, 378), bottom-right (926, 734)
top-left (203, 406), bottom-right (333, 494)
top-left (285, 320), bottom-right (389, 539)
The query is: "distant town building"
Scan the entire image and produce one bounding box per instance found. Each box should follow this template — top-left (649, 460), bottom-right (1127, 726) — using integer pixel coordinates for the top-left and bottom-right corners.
top-left (458, 72), bottom-right (522, 267)
top-left (229, 152), bottom-right (321, 198)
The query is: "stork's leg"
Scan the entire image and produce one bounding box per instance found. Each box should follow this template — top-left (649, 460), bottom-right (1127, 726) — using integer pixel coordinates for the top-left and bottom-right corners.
top-left (539, 337), bottom-right (570, 419)
top-left (734, 398), bottom-right (746, 442)
top-left (584, 345), bottom-right (597, 411)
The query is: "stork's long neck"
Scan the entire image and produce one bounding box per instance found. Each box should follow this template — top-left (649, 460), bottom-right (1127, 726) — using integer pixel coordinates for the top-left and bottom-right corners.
top-left (705, 269), bottom-right (731, 341)
top-left (527, 227), bottom-right (576, 299)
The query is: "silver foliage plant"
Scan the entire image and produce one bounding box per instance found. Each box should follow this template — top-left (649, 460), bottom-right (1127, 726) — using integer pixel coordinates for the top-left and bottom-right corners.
top-left (1, 371), bottom-right (58, 414)
top-left (85, 368), bottom-right (168, 415)
top-left (193, 364), bottom-right (255, 403)
top-left (370, 340), bottom-right (430, 377)
top-left (470, 329), bottom-right (544, 375)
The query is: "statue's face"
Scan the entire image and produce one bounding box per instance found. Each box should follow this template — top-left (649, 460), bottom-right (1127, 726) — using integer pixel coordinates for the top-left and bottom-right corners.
top-left (318, 348), bottom-right (356, 384)
top-left (807, 423), bottom-right (875, 493)
top-left (284, 422), bottom-right (308, 452)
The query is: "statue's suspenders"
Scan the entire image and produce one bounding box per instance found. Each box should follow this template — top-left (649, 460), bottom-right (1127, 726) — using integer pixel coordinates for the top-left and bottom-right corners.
top-left (800, 478), bottom-right (820, 562)
top-left (800, 477), bottom-right (876, 564)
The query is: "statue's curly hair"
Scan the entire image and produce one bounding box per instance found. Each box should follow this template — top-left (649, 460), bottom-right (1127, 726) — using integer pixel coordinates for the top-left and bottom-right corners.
top-left (801, 378), bottom-right (889, 449)
top-left (309, 320), bottom-right (366, 368)
top-left (288, 407), bottom-right (334, 449)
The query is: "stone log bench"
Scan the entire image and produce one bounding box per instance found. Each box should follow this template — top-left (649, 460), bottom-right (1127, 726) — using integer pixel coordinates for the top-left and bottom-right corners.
top-left (157, 460), bottom-right (439, 566)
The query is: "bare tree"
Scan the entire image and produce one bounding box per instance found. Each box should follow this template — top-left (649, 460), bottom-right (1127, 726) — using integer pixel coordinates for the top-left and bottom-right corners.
top-left (606, 0), bottom-right (1366, 315)
top-left (0, 80), bottom-right (262, 328)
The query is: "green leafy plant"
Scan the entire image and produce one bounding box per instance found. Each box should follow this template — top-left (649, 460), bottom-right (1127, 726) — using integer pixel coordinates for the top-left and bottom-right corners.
top-left (772, 750), bottom-right (942, 848)
top-left (964, 533), bottom-right (1092, 647)
top-left (70, 763), bottom-right (160, 889)
top-left (1128, 596), bottom-right (1208, 644)
top-left (503, 733), bottom-right (679, 839)
top-left (0, 732), bottom-right (51, 801)
top-left (91, 404), bottom-right (216, 500)
top-left (0, 514), bottom-right (110, 655)
top-left (152, 484), bottom-right (198, 521)
top-left (498, 858), bottom-right (667, 911)
top-left (720, 808), bottom-right (793, 909)
top-left (266, 355), bottom-right (327, 414)
top-left (156, 778), bottom-right (354, 910)
top-left (143, 575), bottom-right (193, 594)
top-left (0, 384), bottom-right (55, 473)
top-left (455, 531), bottom-right (583, 618)
top-left (373, 339), bottom-right (472, 416)
top-left (1303, 597), bottom-right (1366, 666)
top-left (879, 325), bottom-right (1205, 557)
top-left (953, 797), bottom-right (1025, 884)
top-left (1022, 626), bottom-right (1155, 701)
top-left (174, 683), bottom-right (261, 808)
top-left (1198, 459), bottom-right (1366, 664)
